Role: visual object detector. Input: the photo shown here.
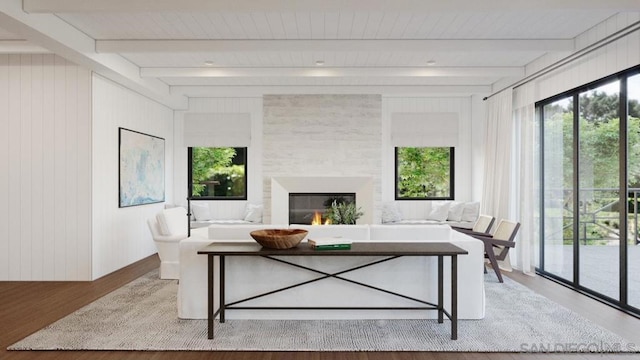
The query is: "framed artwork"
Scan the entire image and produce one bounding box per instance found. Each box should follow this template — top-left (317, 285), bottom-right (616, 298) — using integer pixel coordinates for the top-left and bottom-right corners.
top-left (119, 127), bottom-right (165, 207)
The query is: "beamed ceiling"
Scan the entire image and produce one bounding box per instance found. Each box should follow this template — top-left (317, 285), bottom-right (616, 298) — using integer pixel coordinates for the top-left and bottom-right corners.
top-left (1, 0), bottom-right (640, 109)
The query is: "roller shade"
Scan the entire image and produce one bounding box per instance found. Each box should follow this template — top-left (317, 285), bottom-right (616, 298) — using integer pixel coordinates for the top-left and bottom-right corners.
top-left (391, 112), bottom-right (458, 147)
top-left (183, 112), bottom-right (251, 147)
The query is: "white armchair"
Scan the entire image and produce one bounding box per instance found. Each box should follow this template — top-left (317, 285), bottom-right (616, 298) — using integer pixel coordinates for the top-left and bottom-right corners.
top-left (147, 207), bottom-right (188, 279)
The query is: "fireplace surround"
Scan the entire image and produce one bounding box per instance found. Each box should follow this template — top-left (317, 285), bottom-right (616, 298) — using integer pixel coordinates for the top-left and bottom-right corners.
top-left (270, 176), bottom-right (374, 224)
top-left (289, 193), bottom-right (356, 225)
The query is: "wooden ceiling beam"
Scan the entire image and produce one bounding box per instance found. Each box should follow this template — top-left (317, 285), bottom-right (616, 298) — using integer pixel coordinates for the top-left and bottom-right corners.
top-left (0, 40), bottom-right (50, 53)
top-left (96, 39), bottom-right (574, 53)
top-left (0, 0), bottom-right (188, 109)
top-left (141, 66), bottom-right (525, 78)
top-left (170, 84), bottom-right (491, 97)
top-left (23, 0), bottom-right (640, 13)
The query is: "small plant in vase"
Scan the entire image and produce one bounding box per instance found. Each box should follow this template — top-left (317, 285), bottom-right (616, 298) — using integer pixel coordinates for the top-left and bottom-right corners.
top-left (325, 200), bottom-right (364, 225)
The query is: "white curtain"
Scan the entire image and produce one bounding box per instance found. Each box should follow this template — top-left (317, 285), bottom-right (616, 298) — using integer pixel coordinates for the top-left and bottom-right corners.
top-left (511, 85), bottom-right (539, 275)
top-left (482, 90), bottom-right (513, 223)
top-left (483, 87), bottom-right (539, 275)
top-left (481, 90), bottom-right (515, 272)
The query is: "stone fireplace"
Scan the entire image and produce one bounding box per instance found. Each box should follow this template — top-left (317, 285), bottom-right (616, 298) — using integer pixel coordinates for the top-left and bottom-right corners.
top-left (262, 95), bottom-right (382, 224)
top-left (270, 176), bottom-right (374, 225)
top-left (289, 193), bottom-right (356, 225)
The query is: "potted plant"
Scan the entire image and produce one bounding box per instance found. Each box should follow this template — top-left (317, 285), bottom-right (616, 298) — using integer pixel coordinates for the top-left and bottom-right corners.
top-left (325, 200), bottom-right (364, 225)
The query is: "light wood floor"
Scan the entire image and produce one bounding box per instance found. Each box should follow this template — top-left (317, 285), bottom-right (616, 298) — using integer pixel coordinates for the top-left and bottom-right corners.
top-left (1, 255), bottom-right (639, 360)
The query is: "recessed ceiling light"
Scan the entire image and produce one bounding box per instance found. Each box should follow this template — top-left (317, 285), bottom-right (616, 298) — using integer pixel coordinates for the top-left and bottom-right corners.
top-left (204, 60), bottom-right (214, 66)
top-left (315, 60), bottom-right (325, 66)
top-left (426, 60), bottom-right (436, 66)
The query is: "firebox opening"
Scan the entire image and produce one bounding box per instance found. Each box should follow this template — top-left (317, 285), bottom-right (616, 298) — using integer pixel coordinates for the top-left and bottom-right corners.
top-left (289, 193), bottom-right (356, 225)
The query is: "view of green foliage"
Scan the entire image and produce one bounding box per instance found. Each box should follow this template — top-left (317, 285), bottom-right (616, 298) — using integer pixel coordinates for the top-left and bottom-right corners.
top-left (396, 147), bottom-right (452, 199)
top-left (546, 91), bottom-right (640, 190)
top-left (544, 89), bottom-right (640, 244)
top-left (191, 147), bottom-right (246, 197)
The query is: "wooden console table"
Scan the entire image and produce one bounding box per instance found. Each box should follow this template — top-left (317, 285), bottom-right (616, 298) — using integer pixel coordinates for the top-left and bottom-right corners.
top-left (197, 241), bottom-right (468, 340)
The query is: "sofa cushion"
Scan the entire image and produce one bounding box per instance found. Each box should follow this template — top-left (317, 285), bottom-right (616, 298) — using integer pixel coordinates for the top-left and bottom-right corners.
top-left (244, 203), bottom-right (263, 223)
top-left (369, 224), bottom-right (452, 241)
top-left (426, 201), bottom-right (451, 221)
top-left (157, 207), bottom-right (188, 236)
top-left (381, 202), bottom-right (402, 223)
top-left (445, 220), bottom-right (474, 229)
top-left (394, 219), bottom-right (439, 225)
top-left (191, 203), bottom-right (212, 221)
top-left (197, 219), bottom-right (252, 225)
top-left (208, 223), bottom-right (283, 240)
top-left (447, 202), bottom-right (465, 221)
top-left (461, 202), bottom-right (480, 222)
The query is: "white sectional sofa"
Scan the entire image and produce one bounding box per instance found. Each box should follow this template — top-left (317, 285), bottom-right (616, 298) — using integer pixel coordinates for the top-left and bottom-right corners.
top-left (382, 201), bottom-right (481, 229)
top-left (178, 224), bottom-right (279, 320)
top-left (293, 224), bottom-right (371, 241)
top-left (178, 223), bottom-right (485, 321)
top-left (189, 201), bottom-right (264, 228)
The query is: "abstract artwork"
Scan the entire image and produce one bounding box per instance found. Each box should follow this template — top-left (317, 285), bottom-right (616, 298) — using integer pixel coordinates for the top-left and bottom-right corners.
top-left (119, 127), bottom-right (165, 207)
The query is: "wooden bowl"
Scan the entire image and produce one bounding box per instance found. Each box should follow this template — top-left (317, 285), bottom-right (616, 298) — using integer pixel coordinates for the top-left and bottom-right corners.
top-left (250, 229), bottom-right (308, 249)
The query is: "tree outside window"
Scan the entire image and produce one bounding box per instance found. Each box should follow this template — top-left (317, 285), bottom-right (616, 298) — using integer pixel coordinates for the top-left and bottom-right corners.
top-left (395, 147), bottom-right (454, 200)
top-left (543, 88), bottom-right (640, 244)
top-left (189, 147), bottom-right (247, 199)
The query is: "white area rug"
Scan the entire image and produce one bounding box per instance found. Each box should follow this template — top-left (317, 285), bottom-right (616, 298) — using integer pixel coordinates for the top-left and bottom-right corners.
top-left (8, 270), bottom-right (636, 352)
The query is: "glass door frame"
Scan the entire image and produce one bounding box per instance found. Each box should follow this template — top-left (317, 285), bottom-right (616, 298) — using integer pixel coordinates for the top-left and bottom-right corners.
top-left (536, 65), bottom-right (640, 317)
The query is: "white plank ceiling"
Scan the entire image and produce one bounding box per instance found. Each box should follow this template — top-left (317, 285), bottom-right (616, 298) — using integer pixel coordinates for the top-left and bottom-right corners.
top-left (58, 10), bottom-right (610, 40)
top-left (1, 0), bottom-right (640, 106)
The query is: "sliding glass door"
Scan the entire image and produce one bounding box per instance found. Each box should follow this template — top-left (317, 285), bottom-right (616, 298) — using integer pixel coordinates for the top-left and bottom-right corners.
top-left (628, 73), bottom-right (640, 309)
top-left (542, 97), bottom-right (574, 281)
top-left (577, 81), bottom-right (620, 300)
top-left (538, 66), bottom-right (640, 315)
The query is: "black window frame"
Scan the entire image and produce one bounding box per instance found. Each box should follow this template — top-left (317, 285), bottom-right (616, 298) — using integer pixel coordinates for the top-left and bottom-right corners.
top-left (535, 64), bottom-right (640, 318)
top-left (394, 146), bottom-right (455, 201)
top-left (187, 146), bottom-right (248, 201)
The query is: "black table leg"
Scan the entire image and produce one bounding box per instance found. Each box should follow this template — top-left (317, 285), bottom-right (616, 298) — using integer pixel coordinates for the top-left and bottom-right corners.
top-left (438, 255), bottom-right (443, 323)
top-left (220, 255), bottom-right (225, 323)
top-left (207, 254), bottom-right (214, 339)
top-left (451, 255), bottom-right (458, 340)
top-left (200, 248), bottom-right (465, 341)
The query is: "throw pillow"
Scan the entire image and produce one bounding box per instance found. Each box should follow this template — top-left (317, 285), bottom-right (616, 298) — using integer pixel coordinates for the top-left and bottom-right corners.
top-left (244, 203), bottom-right (263, 223)
top-left (381, 202), bottom-right (402, 223)
top-left (461, 202), bottom-right (480, 222)
top-left (156, 207), bottom-right (187, 236)
top-left (447, 202), bottom-right (465, 221)
top-left (426, 201), bottom-right (451, 222)
top-left (191, 204), bottom-right (212, 221)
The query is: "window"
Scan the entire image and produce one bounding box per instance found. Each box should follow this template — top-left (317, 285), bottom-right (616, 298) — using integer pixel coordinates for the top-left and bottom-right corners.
top-left (395, 147), bottom-right (454, 200)
top-left (188, 147), bottom-right (247, 199)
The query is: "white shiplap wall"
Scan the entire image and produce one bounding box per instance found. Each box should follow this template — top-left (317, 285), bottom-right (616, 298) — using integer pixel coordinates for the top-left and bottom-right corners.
top-left (173, 97), bottom-right (264, 216)
top-left (382, 96), bottom-right (478, 219)
top-left (515, 12), bottom-right (640, 107)
top-left (0, 54), bottom-right (92, 281)
top-left (92, 74), bottom-right (174, 280)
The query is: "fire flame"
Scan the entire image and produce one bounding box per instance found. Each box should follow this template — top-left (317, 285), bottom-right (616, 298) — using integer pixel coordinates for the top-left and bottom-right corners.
top-left (311, 211), bottom-right (322, 225)
top-left (311, 211), bottom-right (332, 225)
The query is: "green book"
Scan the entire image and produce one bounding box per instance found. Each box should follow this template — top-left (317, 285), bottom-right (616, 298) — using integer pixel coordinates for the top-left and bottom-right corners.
top-left (312, 243), bottom-right (352, 250)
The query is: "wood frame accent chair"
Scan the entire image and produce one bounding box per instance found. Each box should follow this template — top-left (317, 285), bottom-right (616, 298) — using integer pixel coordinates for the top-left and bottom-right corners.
top-left (452, 215), bottom-right (495, 235)
top-left (468, 219), bottom-right (520, 283)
